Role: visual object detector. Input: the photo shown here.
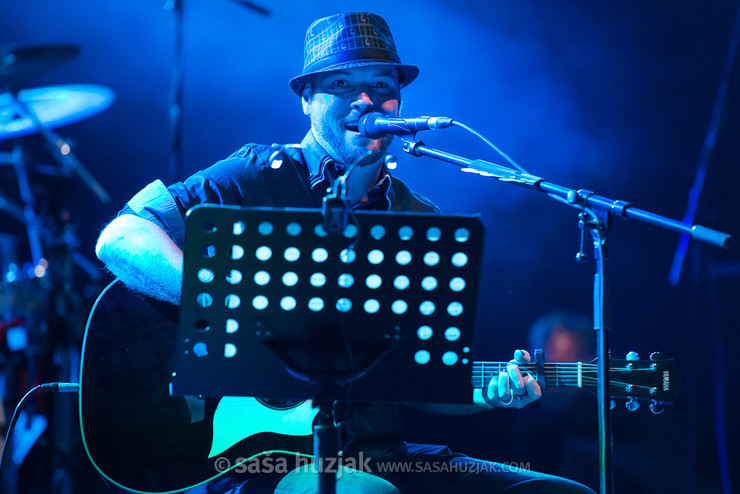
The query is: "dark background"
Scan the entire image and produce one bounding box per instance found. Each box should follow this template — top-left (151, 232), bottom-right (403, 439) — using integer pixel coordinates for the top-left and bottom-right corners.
top-left (1, 1), bottom-right (738, 493)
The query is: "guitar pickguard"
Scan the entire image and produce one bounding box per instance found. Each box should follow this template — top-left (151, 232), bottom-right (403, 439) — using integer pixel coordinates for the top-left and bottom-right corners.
top-left (209, 397), bottom-right (317, 458)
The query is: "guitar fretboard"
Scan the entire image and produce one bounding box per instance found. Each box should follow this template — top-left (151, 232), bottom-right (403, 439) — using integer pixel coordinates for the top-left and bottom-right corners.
top-left (472, 361), bottom-right (589, 390)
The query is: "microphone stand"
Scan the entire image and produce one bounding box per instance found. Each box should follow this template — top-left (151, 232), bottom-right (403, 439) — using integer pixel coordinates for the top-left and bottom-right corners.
top-left (400, 137), bottom-right (732, 494)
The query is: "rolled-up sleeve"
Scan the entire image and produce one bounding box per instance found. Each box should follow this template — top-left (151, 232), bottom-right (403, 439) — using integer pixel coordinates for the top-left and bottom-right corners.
top-left (116, 144), bottom-right (305, 249)
top-left (120, 179), bottom-right (187, 248)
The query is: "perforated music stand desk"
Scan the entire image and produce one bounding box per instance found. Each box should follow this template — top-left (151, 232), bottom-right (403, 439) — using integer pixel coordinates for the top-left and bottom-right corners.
top-left (172, 205), bottom-right (484, 405)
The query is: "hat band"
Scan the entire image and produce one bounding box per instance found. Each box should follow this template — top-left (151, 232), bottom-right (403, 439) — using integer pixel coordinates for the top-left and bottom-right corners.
top-left (303, 47), bottom-right (402, 75)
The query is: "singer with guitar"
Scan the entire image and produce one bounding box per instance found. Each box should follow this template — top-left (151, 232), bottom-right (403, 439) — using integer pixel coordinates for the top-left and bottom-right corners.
top-left (92, 11), bottom-right (594, 494)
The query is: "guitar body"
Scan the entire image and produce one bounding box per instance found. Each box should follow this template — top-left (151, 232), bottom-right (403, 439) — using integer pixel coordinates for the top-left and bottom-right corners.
top-left (79, 281), bottom-right (314, 494)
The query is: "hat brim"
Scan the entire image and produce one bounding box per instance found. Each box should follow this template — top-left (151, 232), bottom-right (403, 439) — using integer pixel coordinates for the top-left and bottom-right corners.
top-left (289, 61), bottom-right (419, 96)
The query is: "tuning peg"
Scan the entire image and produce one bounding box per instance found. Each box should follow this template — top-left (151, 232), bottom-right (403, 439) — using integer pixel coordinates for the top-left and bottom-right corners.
top-left (610, 400), bottom-right (616, 410)
top-left (649, 352), bottom-right (664, 361)
top-left (626, 351), bottom-right (639, 361)
top-left (649, 400), bottom-right (664, 415)
top-left (625, 398), bottom-right (640, 412)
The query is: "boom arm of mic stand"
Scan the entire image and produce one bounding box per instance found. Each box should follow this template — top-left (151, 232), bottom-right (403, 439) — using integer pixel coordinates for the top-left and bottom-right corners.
top-left (401, 139), bottom-right (733, 249)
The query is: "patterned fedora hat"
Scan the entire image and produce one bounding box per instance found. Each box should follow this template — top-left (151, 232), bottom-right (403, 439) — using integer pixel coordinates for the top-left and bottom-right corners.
top-left (289, 12), bottom-right (419, 96)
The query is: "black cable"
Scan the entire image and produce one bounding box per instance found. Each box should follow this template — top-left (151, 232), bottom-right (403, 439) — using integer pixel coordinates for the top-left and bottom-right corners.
top-left (450, 120), bottom-right (531, 174)
top-left (0, 382), bottom-right (80, 486)
top-left (444, 119), bottom-right (583, 213)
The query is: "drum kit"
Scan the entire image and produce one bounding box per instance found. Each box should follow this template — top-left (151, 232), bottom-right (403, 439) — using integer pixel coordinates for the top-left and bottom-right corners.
top-left (0, 43), bottom-right (113, 345)
top-left (0, 44), bottom-right (117, 492)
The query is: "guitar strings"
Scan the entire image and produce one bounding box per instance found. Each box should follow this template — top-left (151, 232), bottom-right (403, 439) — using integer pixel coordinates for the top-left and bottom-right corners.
top-left (472, 363), bottom-right (661, 391)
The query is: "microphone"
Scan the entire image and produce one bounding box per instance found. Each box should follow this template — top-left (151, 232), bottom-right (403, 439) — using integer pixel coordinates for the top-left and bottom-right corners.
top-left (346, 113), bottom-right (454, 138)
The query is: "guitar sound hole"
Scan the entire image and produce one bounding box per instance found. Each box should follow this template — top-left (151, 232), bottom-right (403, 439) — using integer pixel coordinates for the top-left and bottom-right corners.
top-left (256, 397), bottom-right (306, 410)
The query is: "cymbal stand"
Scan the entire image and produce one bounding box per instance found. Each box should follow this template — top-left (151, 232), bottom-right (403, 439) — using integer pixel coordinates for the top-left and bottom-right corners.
top-left (0, 145), bottom-right (44, 266)
top-left (0, 150), bottom-right (27, 225)
top-left (14, 95), bottom-right (110, 203)
top-left (162, 0), bottom-right (269, 181)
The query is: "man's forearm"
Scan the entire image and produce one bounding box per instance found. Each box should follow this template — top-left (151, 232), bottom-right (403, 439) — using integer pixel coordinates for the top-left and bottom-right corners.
top-left (96, 214), bottom-right (184, 304)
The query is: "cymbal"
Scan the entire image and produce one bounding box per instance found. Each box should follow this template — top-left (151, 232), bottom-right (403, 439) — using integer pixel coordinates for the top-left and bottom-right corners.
top-left (0, 84), bottom-right (115, 140)
top-left (0, 44), bottom-right (80, 88)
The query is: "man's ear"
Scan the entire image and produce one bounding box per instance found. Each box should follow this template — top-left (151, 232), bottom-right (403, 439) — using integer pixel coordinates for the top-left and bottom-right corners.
top-left (301, 84), bottom-right (313, 116)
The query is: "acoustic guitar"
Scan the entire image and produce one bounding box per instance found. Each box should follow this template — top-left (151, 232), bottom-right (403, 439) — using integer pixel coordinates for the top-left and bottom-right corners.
top-left (79, 281), bottom-right (679, 493)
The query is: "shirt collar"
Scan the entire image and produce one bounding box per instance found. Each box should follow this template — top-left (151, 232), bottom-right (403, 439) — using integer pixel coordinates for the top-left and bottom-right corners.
top-left (300, 131), bottom-right (393, 209)
top-left (355, 173), bottom-right (392, 210)
top-left (300, 131), bottom-right (337, 188)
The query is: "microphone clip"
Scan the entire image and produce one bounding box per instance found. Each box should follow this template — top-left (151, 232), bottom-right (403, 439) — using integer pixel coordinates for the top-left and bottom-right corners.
top-left (322, 180), bottom-right (349, 236)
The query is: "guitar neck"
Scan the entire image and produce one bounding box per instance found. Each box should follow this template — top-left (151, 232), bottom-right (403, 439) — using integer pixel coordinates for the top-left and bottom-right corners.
top-left (472, 361), bottom-right (588, 390)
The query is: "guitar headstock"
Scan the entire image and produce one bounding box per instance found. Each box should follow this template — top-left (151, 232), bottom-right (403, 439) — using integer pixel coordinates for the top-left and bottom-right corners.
top-left (583, 351), bottom-right (681, 414)
top-left (473, 351), bottom-right (681, 414)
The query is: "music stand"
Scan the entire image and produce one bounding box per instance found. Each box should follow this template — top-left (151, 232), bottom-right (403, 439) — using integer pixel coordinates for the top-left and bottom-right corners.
top-left (172, 205), bottom-right (485, 492)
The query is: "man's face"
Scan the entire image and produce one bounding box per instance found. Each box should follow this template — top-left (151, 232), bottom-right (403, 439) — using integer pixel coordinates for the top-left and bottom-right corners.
top-left (302, 66), bottom-right (400, 166)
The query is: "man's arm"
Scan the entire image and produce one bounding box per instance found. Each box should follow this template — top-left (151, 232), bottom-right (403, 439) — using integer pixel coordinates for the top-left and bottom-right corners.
top-left (95, 214), bottom-right (184, 305)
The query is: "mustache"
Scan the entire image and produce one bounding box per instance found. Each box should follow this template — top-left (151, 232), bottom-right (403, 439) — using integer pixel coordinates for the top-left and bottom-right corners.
top-left (343, 110), bottom-right (378, 132)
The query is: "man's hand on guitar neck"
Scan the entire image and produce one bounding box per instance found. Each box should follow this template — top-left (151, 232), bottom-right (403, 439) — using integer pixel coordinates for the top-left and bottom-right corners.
top-left (474, 350), bottom-right (543, 409)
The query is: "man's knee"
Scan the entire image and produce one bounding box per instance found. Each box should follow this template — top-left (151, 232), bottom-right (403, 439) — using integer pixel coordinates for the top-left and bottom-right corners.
top-left (276, 465), bottom-right (400, 494)
top-left (337, 467), bottom-right (400, 494)
top-left (524, 477), bottom-right (596, 494)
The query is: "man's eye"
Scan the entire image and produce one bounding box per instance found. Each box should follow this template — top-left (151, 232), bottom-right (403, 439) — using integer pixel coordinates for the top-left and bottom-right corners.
top-left (373, 81), bottom-right (389, 88)
top-left (332, 80), bottom-right (349, 88)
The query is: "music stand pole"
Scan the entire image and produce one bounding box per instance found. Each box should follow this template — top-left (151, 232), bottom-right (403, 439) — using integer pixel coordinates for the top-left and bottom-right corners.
top-left (314, 397), bottom-right (339, 494)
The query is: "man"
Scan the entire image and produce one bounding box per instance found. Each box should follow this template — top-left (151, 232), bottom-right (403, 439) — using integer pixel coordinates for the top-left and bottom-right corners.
top-left (96, 12), bottom-right (594, 494)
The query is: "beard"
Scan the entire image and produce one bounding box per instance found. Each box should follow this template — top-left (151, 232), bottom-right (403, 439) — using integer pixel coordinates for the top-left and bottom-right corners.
top-left (311, 113), bottom-right (394, 167)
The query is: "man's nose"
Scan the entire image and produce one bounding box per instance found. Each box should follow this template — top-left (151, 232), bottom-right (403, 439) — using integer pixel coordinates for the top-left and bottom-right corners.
top-left (350, 91), bottom-right (374, 113)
